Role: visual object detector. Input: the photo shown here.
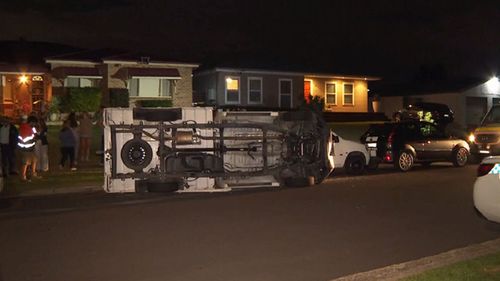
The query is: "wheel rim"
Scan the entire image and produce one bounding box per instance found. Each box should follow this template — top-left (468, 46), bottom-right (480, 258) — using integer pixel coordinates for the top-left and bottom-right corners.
top-left (399, 152), bottom-right (413, 171)
top-left (456, 148), bottom-right (467, 165)
top-left (350, 160), bottom-right (362, 171)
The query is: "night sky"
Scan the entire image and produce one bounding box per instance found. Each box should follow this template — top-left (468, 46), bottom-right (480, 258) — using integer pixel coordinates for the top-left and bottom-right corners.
top-left (0, 0), bottom-right (499, 81)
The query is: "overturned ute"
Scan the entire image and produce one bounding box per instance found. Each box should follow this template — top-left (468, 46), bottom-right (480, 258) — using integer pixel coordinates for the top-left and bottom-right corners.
top-left (103, 107), bottom-right (334, 193)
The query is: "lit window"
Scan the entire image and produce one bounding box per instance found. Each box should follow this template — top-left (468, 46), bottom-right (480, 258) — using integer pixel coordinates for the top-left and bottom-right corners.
top-left (325, 82), bottom-right (336, 105)
top-left (248, 77), bottom-right (262, 104)
top-left (225, 77), bottom-right (240, 104)
top-left (343, 83), bottom-right (354, 105)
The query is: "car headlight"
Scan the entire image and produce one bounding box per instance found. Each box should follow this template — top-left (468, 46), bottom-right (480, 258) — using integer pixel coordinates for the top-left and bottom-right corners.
top-left (468, 133), bottom-right (475, 143)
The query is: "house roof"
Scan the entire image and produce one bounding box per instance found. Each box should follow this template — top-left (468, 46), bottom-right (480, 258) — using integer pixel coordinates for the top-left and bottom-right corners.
top-left (111, 67), bottom-right (181, 79)
top-left (372, 77), bottom-right (486, 97)
top-left (0, 63), bottom-right (48, 74)
top-left (46, 49), bottom-right (199, 67)
top-left (196, 67), bottom-right (380, 81)
top-left (51, 66), bottom-right (102, 79)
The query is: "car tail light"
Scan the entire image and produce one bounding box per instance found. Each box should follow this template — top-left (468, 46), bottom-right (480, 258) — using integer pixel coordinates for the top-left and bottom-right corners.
top-left (477, 164), bottom-right (494, 177)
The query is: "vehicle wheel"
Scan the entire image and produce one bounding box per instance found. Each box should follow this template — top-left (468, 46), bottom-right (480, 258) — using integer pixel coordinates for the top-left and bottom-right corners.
top-left (345, 155), bottom-right (365, 175)
top-left (395, 150), bottom-right (414, 172)
top-left (453, 147), bottom-right (469, 167)
top-left (136, 178), bottom-right (182, 193)
top-left (421, 161), bottom-right (432, 167)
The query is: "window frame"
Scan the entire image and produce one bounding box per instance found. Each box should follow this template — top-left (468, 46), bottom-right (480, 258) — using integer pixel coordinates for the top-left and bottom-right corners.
top-left (343, 82), bottom-right (354, 106)
top-left (325, 82), bottom-right (337, 105)
top-left (279, 78), bottom-right (293, 108)
top-left (247, 77), bottom-right (263, 105)
top-left (224, 76), bottom-right (241, 104)
top-left (127, 78), bottom-right (175, 98)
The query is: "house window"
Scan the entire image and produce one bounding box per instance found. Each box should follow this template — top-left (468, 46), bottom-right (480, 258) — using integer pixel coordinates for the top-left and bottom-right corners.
top-left (279, 79), bottom-right (292, 108)
top-left (343, 83), bottom-right (354, 105)
top-left (128, 78), bottom-right (175, 98)
top-left (64, 77), bottom-right (101, 88)
top-left (248, 77), bottom-right (263, 104)
top-left (225, 76), bottom-right (240, 104)
top-left (325, 82), bottom-right (337, 105)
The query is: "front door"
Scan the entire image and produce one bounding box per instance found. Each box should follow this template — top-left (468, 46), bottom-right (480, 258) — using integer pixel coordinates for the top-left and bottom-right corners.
top-left (304, 80), bottom-right (311, 104)
top-left (279, 79), bottom-right (293, 109)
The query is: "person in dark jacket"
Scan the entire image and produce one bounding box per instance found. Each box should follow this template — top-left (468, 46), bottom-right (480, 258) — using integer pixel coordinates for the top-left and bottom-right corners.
top-left (59, 120), bottom-right (77, 171)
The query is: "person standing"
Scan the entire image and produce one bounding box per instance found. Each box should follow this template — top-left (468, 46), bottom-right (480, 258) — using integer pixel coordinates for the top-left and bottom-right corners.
top-left (35, 117), bottom-right (49, 172)
top-left (6, 118), bottom-right (18, 175)
top-left (0, 117), bottom-right (10, 176)
top-left (67, 112), bottom-right (79, 164)
top-left (78, 112), bottom-right (92, 162)
top-left (18, 115), bottom-right (40, 181)
top-left (59, 120), bottom-right (77, 171)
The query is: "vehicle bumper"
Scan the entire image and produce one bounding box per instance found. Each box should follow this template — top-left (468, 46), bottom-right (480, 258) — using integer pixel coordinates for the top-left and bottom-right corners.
top-left (471, 143), bottom-right (500, 158)
top-left (473, 174), bottom-right (500, 223)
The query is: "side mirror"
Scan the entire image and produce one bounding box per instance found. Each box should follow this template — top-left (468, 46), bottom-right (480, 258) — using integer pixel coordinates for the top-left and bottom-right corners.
top-left (333, 135), bottom-right (340, 143)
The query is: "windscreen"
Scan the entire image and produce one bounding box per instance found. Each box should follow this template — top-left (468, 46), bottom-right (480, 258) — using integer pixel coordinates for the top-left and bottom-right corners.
top-left (481, 106), bottom-right (500, 126)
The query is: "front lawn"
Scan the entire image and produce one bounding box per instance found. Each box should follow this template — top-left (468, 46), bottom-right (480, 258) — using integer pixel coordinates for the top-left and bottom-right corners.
top-left (403, 252), bottom-right (500, 281)
top-left (2, 124), bottom-right (104, 196)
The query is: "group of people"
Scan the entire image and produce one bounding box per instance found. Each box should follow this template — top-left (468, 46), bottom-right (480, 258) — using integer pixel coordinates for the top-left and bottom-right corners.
top-left (0, 111), bottom-right (96, 182)
top-left (59, 112), bottom-right (94, 171)
top-left (1, 113), bottom-right (49, 181)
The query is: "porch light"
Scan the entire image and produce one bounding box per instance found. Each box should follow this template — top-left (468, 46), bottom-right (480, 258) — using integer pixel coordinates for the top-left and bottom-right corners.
top-left (486, 76), bottom-right (499, 93)
top-left (226, 77), bottom-right (233, 84)
top-left (19, 75), bottom-right (28, 84)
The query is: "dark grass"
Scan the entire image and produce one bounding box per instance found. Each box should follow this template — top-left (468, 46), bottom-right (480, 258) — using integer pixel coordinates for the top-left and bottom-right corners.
top-left (403, 252), bottom-right (500, 281)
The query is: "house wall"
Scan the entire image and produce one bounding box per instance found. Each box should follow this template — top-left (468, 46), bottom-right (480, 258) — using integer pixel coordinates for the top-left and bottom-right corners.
top-left (106, 64), bottom-right (194, 107)
top-left (193, 72), bottom-right (217, 105)
top-left (213, 71), bottom-right (304, 108)
top-left (305, 77), bottom-right (368, 112)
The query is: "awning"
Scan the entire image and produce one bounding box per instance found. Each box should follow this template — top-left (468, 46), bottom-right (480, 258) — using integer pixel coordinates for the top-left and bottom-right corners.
top-left (51, 67), bottom-right (102, 79)
top-left (112, 67), bottom-right (181, 80)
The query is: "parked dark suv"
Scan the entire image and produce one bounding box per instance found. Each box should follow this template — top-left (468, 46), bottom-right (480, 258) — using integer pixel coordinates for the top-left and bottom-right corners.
top-left (363, 121), bottom-right (470, 171)
top-left (395, 102), bottom-right (454, 126)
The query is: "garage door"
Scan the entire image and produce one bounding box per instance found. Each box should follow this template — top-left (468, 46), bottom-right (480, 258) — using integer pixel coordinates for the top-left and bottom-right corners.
top-left (466, 97), bottom-right (488, 127)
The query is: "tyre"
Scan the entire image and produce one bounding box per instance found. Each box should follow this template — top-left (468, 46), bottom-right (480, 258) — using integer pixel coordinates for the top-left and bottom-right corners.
top-left (453, 147), bottom-right (469, 167)
top-left (345, 155), bottom-right (365, 175)
top-left (136, 178), bottom-right (182, 193)
top-left (395, 150), bottom-right (414, 172)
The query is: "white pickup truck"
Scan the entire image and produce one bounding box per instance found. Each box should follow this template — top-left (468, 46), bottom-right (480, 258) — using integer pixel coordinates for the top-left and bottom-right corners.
top-left (331, 132), bottom-right (370, 175)
top-left (103, 107), bottom-right (334, 193)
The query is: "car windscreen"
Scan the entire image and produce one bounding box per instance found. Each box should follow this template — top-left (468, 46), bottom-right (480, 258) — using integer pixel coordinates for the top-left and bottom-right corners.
top-left (481, 106), bottom-right (500, 126)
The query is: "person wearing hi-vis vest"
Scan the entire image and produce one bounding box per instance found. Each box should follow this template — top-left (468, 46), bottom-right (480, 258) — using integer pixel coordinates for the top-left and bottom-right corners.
top-left (17, 115), bottom-right (41, 181)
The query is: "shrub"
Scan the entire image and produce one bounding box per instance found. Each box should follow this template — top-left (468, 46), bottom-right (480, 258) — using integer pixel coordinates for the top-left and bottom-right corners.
top-left (60, 87), bottom-right (101, 112)
top-left (109, 88), bottom-right (130, 108)
top-left (139, 99), bottom-right (173, 108)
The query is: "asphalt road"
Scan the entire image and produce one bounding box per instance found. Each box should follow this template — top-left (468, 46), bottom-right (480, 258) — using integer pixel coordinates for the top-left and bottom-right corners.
top-left (1, 164), bottom-right (500, 281)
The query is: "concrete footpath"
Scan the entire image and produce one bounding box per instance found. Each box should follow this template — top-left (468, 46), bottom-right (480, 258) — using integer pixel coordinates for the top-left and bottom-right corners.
top-left (331, 237), bottom-right (500, 281)
top-left (1, 184), bottom-right (103, 199)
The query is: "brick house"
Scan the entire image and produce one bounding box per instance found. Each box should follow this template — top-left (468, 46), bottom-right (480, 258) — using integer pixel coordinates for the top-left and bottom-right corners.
top-left (46, 49), bottom-right (199, 108)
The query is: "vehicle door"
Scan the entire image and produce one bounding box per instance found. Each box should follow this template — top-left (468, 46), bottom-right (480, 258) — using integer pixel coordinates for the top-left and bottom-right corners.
top-left (419, 122), bottom-right (450, 160)
top-left (400, 122), bottom-right (425, 159)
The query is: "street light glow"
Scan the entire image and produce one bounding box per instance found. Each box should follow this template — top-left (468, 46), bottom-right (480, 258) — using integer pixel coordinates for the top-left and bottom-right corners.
top-left (486, 76), bottom-right (500, 93)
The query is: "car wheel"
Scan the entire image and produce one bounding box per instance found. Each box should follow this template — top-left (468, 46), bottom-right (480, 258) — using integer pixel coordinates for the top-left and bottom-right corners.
top-left (345, 155), bottom-right (365, 175)
top-left (284, 177), bottom-right (313, 188)
top-left (453, 147), bottom-right (468, 167)
top-left (395, 150), bottom-right (414, 172)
